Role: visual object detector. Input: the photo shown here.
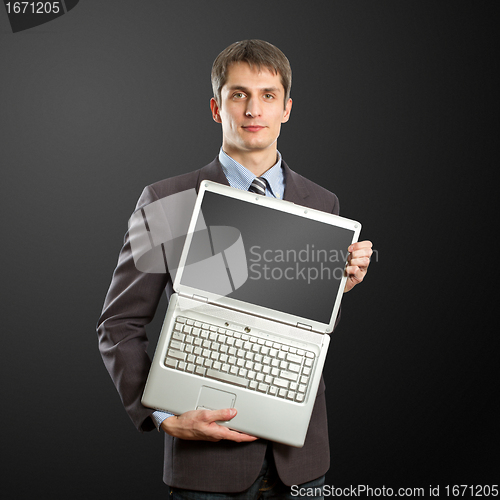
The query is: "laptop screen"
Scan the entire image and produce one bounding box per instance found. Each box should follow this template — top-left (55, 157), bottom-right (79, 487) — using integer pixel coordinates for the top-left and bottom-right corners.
top-left (179, 191), bottom-right (355, 325)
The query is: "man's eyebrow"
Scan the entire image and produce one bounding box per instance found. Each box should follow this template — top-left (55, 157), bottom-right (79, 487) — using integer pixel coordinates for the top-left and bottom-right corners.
top-left (226, 85), bottom-right (282, 94)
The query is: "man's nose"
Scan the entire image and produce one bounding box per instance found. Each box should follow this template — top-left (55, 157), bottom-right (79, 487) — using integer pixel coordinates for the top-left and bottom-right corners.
top-left (245, 98), bottom-right (262, 118)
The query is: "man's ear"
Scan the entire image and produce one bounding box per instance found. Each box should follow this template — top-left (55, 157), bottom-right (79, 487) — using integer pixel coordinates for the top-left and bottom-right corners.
top-left (281, 98), bottom-right (293, 123)
top-left (210, 98), bottom-right (222, 123)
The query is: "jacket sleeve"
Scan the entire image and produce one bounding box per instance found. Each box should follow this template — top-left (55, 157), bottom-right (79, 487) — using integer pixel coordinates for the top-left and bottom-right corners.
top-left (97, 185), bottom-right (169, 432)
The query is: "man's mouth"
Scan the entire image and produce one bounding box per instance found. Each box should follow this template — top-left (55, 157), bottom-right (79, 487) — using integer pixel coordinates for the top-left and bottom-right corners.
top-left (242, 125), bottom-right (265, 132)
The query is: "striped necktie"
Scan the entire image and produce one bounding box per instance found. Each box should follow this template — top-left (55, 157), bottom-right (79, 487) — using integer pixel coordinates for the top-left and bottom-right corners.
top-left (248, 177), bottom-right (267, 196)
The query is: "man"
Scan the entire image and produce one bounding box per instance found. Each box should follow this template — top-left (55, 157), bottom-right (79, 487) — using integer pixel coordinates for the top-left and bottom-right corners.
top-left (97, 40), bottom-right (372, 498)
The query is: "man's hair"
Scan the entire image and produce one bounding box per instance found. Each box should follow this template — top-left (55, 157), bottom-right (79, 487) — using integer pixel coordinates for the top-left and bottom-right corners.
top-left (211, 39), bottom-right (292, 107)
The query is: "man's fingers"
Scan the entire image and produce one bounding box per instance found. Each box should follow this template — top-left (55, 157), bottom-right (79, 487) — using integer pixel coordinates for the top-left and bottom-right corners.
top-left (217, 427), bottom-right (259, 442)
top-left (348, 240), bottom-right (373, 252)
top-left (348, 256), bottom-right (371, 268)
top-left (207, 423), bottom-right (258, 442)
top-left (200, 409), bottom-right (259, 442)
top-left (203, 407), bottom-right (237, 423)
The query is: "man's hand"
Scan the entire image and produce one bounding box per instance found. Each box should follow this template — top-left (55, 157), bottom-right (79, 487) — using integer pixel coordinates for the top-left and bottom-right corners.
top-left (160, 408), bottom-right (258, 443)
top-left (344, 240), bottom-right (373, 293)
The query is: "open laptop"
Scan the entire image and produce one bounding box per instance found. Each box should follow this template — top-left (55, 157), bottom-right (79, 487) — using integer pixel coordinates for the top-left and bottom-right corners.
top-left (142, 181), bottom-right (361, 447)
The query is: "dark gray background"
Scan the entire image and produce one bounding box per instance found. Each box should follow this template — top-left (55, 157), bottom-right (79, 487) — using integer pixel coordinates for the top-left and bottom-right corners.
top-left (1, 1), bottom-right (497, 498)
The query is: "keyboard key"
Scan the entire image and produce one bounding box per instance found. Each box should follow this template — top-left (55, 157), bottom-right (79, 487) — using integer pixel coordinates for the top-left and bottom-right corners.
top-left (168, 349), bottom-right (187, 361)
top-left (280, 370), bottom-right (298, 382)
top-left (172, 331), bottom-right (185, 341)
top-left (170, 339), bottom-right (183, 351)
top-left (206, 369), bottom-right (248, 388)
top-left (286, 352), bottom-right (302, 364)
top-left (165, 357), bottom-right (177, 368)
top-left (274, 378), bottom-right (289, 389)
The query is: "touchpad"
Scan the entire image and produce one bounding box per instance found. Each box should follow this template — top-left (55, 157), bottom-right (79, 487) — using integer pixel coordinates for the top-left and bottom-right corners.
top-left (196, 385), bottom-right (236, 411)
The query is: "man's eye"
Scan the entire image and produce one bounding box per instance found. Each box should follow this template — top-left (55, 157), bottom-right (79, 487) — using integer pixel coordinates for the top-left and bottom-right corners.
top-left (233, 92), bottom-right (245, 99)
top-left (263, 94), bottom-right (274, 99)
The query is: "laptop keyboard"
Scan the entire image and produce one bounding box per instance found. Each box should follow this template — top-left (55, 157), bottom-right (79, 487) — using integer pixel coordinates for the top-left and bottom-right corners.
top-left (164, 316), bottom-right (316, 403)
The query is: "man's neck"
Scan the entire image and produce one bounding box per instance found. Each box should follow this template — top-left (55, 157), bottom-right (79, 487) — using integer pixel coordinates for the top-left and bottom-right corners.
top-left (222, 146), bottom-right (278, 177)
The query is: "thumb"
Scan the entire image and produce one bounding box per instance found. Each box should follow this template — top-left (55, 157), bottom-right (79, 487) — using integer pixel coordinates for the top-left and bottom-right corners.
top-left (210, 408), bottom-right (237, 422)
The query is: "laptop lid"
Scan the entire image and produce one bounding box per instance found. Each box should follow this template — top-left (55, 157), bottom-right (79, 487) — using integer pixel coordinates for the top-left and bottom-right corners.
top-left (173, 181), bottom-right (361, 333)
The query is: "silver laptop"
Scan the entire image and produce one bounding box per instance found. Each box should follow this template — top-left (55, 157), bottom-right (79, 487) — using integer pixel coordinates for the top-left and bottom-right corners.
top-left (142, 181), bottom-right (361, 447)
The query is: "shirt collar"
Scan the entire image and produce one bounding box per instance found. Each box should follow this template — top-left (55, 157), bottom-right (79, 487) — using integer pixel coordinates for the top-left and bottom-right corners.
top-left (218, 148), bottom-right (283, 198)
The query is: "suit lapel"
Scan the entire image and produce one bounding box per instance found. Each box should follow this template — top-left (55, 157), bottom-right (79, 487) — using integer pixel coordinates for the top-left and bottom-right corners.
top-left (282, 161), bottom-right (310, 205)
top-left (196, 158), bottom-right (230, 191)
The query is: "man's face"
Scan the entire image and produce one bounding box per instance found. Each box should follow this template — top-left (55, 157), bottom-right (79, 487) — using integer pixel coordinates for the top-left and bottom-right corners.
top-left (210, 62), bottom-right (292, 158)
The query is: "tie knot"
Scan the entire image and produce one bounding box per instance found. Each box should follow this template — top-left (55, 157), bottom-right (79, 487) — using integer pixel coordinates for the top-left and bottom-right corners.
top-left (248, 177), bottom-right (267, 196)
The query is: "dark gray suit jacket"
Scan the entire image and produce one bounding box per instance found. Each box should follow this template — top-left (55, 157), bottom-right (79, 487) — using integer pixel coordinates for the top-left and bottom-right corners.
top-left (97, 158), bottom-right (340, 492)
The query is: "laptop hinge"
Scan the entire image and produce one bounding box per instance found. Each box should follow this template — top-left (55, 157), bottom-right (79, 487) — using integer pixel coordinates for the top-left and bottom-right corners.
top-left (182, 293), bottom-right (209, 303)
top-left (296, 322), bottom-right (313, 331)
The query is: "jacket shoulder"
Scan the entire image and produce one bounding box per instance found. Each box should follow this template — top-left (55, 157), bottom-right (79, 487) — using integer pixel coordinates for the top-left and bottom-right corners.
top-left (135, 169), bottom-right (201, 210)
